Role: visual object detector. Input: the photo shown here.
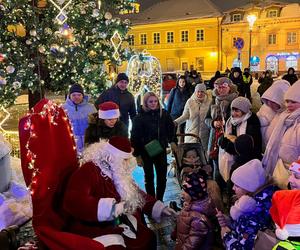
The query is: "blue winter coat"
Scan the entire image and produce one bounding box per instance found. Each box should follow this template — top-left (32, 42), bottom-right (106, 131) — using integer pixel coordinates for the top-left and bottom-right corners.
top-left (223, 184), bottom-right (277, 250)
top-left (63, 96), bottom-right (96, 153)
top-left (167, 87), bottom-right (191, 120)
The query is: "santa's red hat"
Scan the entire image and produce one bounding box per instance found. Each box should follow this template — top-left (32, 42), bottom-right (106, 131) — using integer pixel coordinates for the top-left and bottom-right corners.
top-left (270, 190), bottom-right (300, 240)
top-left (98, 101), bottom-right (120, 119)
top-left (104, 136), bottom-right (132, 159)
top-left (290, 159), bottom-right (300, 174)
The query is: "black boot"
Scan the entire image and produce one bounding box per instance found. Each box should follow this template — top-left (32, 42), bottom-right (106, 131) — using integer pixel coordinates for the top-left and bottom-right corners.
top-left (0, 225), bottom-right (20, 250)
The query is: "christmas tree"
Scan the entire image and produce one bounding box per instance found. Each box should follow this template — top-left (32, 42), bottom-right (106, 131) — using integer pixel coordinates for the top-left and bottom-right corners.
top-left (0, 0), bottom-right (136, 108)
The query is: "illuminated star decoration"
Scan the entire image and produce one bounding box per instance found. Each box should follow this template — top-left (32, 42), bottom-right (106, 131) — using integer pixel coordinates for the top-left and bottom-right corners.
top-left (0, 106), bottom-right (10, 135)
top-left (48, 0), bottom-right (72, 24)
top-left (110, 30), bottom-right (122, 61)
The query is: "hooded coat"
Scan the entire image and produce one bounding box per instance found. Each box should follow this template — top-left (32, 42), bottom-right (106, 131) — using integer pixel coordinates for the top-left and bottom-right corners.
top-left (282, 67), bottom-right (298, 86)
top-left (175, 89), bottom-right (211, 151)
top-left (257, 80), bottom-right (290, 148)
top-left (175, 197), bottom-right (216, 250)
top-left (63, 96), bottom-right (96, 153)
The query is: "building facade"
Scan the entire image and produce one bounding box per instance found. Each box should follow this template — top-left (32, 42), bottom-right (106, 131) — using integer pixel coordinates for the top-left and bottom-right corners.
top-left (221, 2), bottom-right (300, 74)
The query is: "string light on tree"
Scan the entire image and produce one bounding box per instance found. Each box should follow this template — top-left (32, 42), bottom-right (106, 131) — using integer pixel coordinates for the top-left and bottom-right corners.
top-left (0, 106), bottom-right (11, 135)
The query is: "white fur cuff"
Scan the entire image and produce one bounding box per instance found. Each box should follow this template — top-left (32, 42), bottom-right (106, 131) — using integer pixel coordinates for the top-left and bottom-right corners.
top-left (97, 198), bottom-right (116, 222)
top-left (152, 201), bottom-right (167, 223)
top-left (93, 234), bottom-right (126, 248)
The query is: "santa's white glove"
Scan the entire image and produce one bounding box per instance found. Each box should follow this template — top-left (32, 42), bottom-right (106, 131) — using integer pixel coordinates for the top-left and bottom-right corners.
top-left (161, 207), bottom-right (177, 218)
top-left (114, 202), bottom-right (125, 217)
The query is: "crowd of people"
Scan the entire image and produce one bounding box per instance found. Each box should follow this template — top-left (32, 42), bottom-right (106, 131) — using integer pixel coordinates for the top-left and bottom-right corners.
top-left (1, 67), bottom-right (299, 249)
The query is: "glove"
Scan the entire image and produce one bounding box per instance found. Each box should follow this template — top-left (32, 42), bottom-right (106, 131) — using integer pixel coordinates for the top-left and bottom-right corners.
top-left (114, 202), bottom-right (125, 217)
top-left (161, 207), bottom-right (177, 218)
top-left (170, 142), bottom-right (178, 153)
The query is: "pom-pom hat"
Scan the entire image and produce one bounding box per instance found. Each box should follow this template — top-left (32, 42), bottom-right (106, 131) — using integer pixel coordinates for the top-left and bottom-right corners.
top-left (104, 136), bottom-right (132, 159)
top-left (290, 159), bottom-right (300, 174)
top-left (270, 190), bottom-right (300, 240)
top-left (98, 101), bottom-right (120, 119)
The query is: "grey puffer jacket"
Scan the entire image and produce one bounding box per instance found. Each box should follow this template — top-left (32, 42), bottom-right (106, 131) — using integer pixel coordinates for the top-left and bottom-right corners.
top-left (175, 197), bottom-right (216, 250)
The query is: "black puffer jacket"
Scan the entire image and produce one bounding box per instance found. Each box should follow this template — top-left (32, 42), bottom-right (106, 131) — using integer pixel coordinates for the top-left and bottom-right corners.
top-left (131, 109), bottom-right (176, 156)
top-left (84, 113), bottom-right (128, 145)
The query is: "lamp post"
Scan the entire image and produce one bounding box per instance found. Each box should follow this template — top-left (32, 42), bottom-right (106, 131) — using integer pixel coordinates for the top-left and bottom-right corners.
top-left (247, 14), bottom-right (257, 69)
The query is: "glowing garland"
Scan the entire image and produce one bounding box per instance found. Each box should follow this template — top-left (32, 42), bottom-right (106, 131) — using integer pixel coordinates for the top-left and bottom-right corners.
top-left (49, 0), bottom-right (73, 24)
top-left (24, 100), bottom-right (76, 195)
top-left (0, 106), bottom-right (11, 135)
top-left (110, 30), bottom-right (122, 61)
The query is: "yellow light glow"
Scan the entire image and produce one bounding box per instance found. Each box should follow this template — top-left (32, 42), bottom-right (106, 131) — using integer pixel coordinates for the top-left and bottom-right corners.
top-left (0, 106), bottom-right (10, 134)
top-left (247, 14), bottom-right (257, 30)
top-left (210, 52), bottom-right (217, 57)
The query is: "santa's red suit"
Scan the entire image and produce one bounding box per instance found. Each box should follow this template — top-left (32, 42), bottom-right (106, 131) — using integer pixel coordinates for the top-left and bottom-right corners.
top-left (63, 136), bottom-right (171, 249)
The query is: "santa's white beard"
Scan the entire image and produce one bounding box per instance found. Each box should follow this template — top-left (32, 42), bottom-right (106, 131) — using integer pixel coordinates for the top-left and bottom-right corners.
top-left (111, 157), bottom-right (145, 214)
top-left (82, 142), bottom-right (145, 214)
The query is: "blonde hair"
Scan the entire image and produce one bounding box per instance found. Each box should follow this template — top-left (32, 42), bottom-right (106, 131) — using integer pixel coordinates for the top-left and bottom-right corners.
top-left (142, 92), bottom-right (161, 112)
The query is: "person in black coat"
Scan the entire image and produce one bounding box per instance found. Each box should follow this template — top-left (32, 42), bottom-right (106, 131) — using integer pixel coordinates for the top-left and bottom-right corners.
top-left (208, 71), bottom-right (221, 90)
top-left (282, 67), bottom-right (298, 86)
top-left (85, 101), bottom-right (128, 145)
top-left (131, 92), bottom-right (176, 201)
top-left (229, 67), bottom-right (244, 96)
top-left (95, 73), bottom-right (136, 128)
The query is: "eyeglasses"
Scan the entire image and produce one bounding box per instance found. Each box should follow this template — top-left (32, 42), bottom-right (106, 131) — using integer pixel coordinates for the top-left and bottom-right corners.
top-left (231, 107), bottom-right (241, 112)
top-left (214, 82), bottom-right (229, 88)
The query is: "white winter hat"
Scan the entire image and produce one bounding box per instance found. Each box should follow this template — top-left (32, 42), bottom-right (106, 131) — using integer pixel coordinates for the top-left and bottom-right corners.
top-left (231, 159), bottom-right (266, 192)
top-left (194, 84), bottom-right (206, 93)
top-left (262, 80), bottom-right (290, 108)
top-left (285, 79), bottom-right (300, 103)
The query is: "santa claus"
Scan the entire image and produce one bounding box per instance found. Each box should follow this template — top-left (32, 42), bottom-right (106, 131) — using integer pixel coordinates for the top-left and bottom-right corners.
top-left (63, 136), bottom-right (176, 249)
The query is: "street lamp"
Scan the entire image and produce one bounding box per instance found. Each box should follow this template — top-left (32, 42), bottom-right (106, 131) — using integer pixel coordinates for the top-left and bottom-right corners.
top-left (247, 14), bottom-right (257, 69)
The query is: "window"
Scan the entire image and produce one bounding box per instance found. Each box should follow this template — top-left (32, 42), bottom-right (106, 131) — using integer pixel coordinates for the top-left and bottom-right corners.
top-left (267, 10), bottom-right (278, 18)
top-left (232, 14), bottom-right (242, 22)
top-left (166, 58), bottom-right (175, 71)
top-left (266, 56), bottom-right (279, 74)
top-left (196, 29), bottom-right (204, 41)
top-left (181, 62), bottom-right (188, 71)
top-left (233, 37), bottom-right (238, 47)
top-left (128, 35), bottom-right (134, 46)
top-left (140, 34), bottom-right (147, 45)
top-left (181, 30), bottom-right (189, 42)
top-left (268, 34), bottom-right (276, 45)
top-left (287, 32), bottom-right (297, 44)
top-left (195, 57), bottom-right (204, 71)
top-left (153, 32), bottom-right (160, 44)
top-left (286, 56), bottom-right (297, 70)
top-left (167, 32), bottom-right (174, 43)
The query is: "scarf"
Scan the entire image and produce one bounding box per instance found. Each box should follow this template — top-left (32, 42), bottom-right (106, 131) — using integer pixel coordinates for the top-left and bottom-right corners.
top-left (262, 108), bottom-right (300, 175)
top-left (225, 112), bottom-right (252, 135)
top-left (213, 90), bottom-right (238, 120)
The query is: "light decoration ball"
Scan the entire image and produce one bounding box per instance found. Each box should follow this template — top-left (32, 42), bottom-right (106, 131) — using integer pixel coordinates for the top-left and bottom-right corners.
top-left (127, 50), bottom-right (162, 97)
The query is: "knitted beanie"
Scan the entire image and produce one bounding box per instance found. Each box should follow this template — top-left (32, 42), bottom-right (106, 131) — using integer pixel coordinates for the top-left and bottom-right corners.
top-left (284, 79), bottom-right (300, 103)
top-left (231, 96), bottom-right (252, 113)
top-left (182, 169), bottom-right (208, 201)
top-left (231, 159), bottom-right (266, 192)
top-left (116, 73), bottom-right (129, 83)
top-left (69, 84), bottom-right (84, 95)
top-left (194, 83), bottom-right (207, 93)
top-left (214, 77), bottom-right (233, 86)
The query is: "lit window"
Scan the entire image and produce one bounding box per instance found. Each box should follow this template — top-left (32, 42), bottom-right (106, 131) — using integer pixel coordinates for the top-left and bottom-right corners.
top-left (128, 35), bottom-right (134, 46)
top-left (232, 14), bottom-right (242, 22)
top-left (153, 32), bottom-right (160, 44)
top-left (167, 32), bottom-right (174, 43)
top-left (267, 10), bottom-right (278, 18)
top-left (287, 32), bottom-right (297, 44)
top-left (268, 34), bottom-right (276, 45)
top-left (286, 55), bottom-right (297, 70)
top-left (181, 30), bottom-right (188, 42)
top-left (140, 34), bottom-right (147, 45)
top-left (196, 29), bottom-right (204, 41)
top-left (233, 37), bottom-right (238, 47)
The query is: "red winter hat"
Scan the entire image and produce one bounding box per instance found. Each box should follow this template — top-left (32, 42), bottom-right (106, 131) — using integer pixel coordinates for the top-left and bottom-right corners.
top-left (270, 190), bottom-right (300, 240)
top-left (104, 136), bottom-right (132, 159)
top-left (290, 159), bottom-right (300, 174)
top-left (98, 101), bottom-right (120, 119)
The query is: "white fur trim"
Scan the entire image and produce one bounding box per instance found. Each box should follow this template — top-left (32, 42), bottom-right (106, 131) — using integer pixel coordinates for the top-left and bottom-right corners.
top-left (152, 200), bottom-right (167, 223)
top-left (97, 198), bottom-right (116, 222)
top-left (93, 234), bottom-right (126, 248)
top-left (98, 109), bottom-right (120, 119)
top-left (103, 143), bottom-right (132, 159)
top-left (275, 228), bottom-right (289, 241)
top-left (276, 223), bottom-right (300, 240)
top-left (119, 215), bottom-right (137, 239)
